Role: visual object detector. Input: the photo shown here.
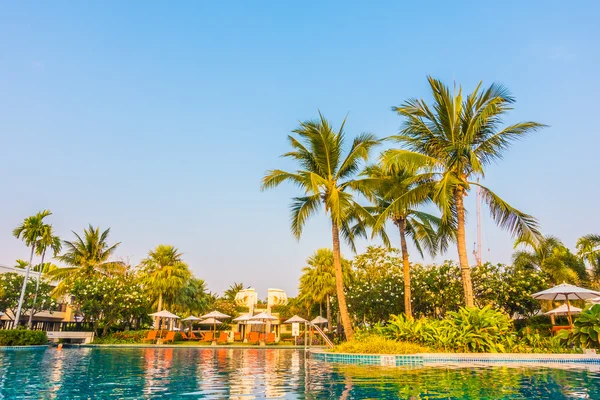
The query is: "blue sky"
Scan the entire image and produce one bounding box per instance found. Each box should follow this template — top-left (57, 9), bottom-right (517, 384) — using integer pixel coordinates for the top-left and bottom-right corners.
top-left (1, 2), bottom-right (599, 297)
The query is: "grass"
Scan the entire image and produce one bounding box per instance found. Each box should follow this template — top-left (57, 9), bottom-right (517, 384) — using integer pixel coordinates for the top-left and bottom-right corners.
top-left (333, 334), bottom-right (430, 354)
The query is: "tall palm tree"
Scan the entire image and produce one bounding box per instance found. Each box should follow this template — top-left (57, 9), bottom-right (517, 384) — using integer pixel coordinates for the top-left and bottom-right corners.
top-left (48, 225), bottom-right (125, 295)
top-left (224, 282), bottom-right (248, 301)
top-left (367, 164), bottom-right (447, 318)
top-left (513, 235), bottom-right (587, 284)
top-left (298, 248), bottom-right (351, 330)
top-left (28, 224), bottom-right (61, 327)
top-left (262, 113), bottom-right (379, 339)
top-left (138, 245), bottom-right (191, 313)
top-left (576, 234), bottom-right (600, 284)
top-left (12, 210), bottom-right (52, 327)
top-left (383, 77), bottom-right (544, 307)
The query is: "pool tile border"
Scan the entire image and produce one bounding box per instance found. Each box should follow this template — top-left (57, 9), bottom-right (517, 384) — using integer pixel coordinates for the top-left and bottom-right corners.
top-left (0, 345), bottom-right (49, 351)
top-left (309, 350), bottom-right (600, 366)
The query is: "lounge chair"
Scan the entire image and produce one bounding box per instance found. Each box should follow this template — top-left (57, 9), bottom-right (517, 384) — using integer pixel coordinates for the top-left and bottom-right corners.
top-left (142, 330), bottom-right (158, 343)
top-left (201, 332), bottom-right (214, 342)
top-left (552, 325), bottom-right (571, 334)
top-left (188, 331), bottom-right (199, 340)
top-left (265, 333), bottom-right (276, 344)
top-left (233, 332), bottom-right (242, 342)
top-left (217, 332), bottom-right (229, 344)
top-left (180, 332), bottom-right (190, 340)
top-left (248, 332), bottom-right (259, 344)
top-left (259, 333), bottom-right (266, 343)
top-left (162, 331), bottom-right (176, 344)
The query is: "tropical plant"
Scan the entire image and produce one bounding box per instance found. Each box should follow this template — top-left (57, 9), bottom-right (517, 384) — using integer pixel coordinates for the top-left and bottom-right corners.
top-left (261, 113), bottom-right (380, 339)
top-left (0, 273), bottom-right (57, 322)
top-left (298, 248), bottom-right (351, 330)
top-left (49, 225), bottom-right (126, 295)
top-left (12, 210), bottom-right (52, 327)
top-left (558, 304), bottom-right (600, 349)
top-left (513, 235), bottom-right (587, 284)
top-left (173, 277), bottom-right (210, 316)
top-left (365, 164), bottom-right (446, 318)
top-left (28, 223), bottom-right (61, 328)
top-left (223, 282), bottom-right (248, 301)
top-left (138, 245), bottom-right (191, 312)
top-left (383, 77), bottom-right (545, 307)
top-left (333, 333), bottom-right (429, 354)
top-left (0, 330), bottom-right (47, 346)
top-left (577, 234), bottom-right (600, 284)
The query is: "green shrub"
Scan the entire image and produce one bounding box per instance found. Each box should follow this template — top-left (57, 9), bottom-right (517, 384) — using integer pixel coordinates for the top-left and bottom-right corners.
top-left (558, 304), bottom-right (600, 349)
top-left (334, 334), bottom-right (429, 354)
top-left (0, 329), bottom-right (48, 346)
top-left (92, 330), bottom-right (150, 344)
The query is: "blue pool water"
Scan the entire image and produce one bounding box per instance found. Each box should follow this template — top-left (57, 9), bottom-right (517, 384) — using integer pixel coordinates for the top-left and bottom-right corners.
top-left (1, 348), bottom-right (600, 399)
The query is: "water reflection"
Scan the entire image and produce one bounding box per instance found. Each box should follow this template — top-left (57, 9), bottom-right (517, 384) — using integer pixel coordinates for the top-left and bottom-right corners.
top-left (1, 348), bottom-right (600, 399)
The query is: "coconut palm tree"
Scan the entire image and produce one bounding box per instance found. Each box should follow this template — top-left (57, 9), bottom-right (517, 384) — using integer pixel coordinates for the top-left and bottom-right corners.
top-left (298, 248), bottom-right (351, 330)
top-left (27, 225), bottom-right (62, 327)
top-left (224, 282), bottom-right (248, 301)
top-left (138, 245), bottom-right (191, 313)
top-left (576, 234), bottom-right (600, 284)
top-left (262, 113), bottom-right (379, 339)
top-left (367, 164), bottom-right (448, 318)
top-left (12, 210), bottom-right (52, 327)
top-left (48, 225), bottom-right (125, 295)
top-left (513, 235), bottom-right (587, 284)
top-left (383, 77), bottom-right (544, 307)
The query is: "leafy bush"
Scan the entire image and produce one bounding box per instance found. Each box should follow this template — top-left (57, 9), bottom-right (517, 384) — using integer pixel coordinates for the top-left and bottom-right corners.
top-left (92, 330), bottom-right (151, 344)
top-left (0, 329), bottom-right (48, 346)
top-left (558, 304), bottom-right (600, 349)
top-left (384, 306), bottom-right (565, 353)
top-left (334, 334), bottom-right (429, 354)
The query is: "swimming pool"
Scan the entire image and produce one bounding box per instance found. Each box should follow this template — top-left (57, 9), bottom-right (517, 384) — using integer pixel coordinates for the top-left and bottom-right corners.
top-left (1, 348), bottom-right (599, 398)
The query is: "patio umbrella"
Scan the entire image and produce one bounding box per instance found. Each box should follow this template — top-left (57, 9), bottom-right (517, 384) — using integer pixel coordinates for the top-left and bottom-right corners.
top-left (198, 317), bottom-right (222, 335)
top-left (311, 316), bottom-right (328, 325)
top-left (182, 315), bottom-right (201, 331)
top-left (250, 312), bottom-right (277, 344)
top-left (532, 283), bottom-right (600, 326)
top-left (233, 314), bottom-right (251, 322)
top-left (284, 315), bottom-right (307, 324)
top-left (201, 311), bottom-right (231, 319)
top-left (149, 310), bottom-right (180, 330)
top-left (545, 304), bottom-right (582, 316)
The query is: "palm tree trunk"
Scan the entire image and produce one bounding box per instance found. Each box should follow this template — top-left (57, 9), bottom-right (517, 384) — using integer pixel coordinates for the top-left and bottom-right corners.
top-left (398, 219), bottom-right (412, 318)
top-left (14, 246), bottom-right (35, 329)
top-left (331, 220), bottom-right (354, 340)
top-left (28, 249), bottom-right (46, 328)
top-left (319, 302), bottom-right (322, 317)
top-left (326, 295), bottom-right (332, 331)
top-left (155, 293), bottom-right (163, 328)
top-left (455, 187), bottom-right (474, 307)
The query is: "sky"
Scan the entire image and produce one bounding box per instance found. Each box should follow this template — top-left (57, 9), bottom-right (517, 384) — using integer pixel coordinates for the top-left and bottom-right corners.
top-left (1, 2), bottom-right (599, 298)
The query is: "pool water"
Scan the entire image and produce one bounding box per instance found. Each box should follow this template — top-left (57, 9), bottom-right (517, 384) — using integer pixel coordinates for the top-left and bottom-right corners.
top-left (1, 348), bottom-right (600, 399)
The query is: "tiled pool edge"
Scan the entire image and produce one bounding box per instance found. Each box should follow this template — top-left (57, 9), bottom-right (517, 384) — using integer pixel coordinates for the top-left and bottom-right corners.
top-left (0, 345), bottom-right (48, 351)
top-left (309, 350), bottom-right (600, 366)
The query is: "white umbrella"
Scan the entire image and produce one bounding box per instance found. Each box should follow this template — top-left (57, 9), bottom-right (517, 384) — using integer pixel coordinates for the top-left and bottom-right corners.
top-left (201, 311), bottom-right (231, 319)
top-left (545, 304), bottom-right (582, 316)
top-left (311, 316), bottom-right (328, 325)
top-left (532, 283), bottom-right (600, 326)
top-left (589, 297), bottom-right (600, 304)
top-left (149, 310), bottom-right (180, 319)
top-left (233, 314), bottom-right (251, 322)
top-left (149, 310), bottom-right (180, 331)
top-left (285, 315), bottom-right (308, 324)
top-left (250, 312), bottom-right (277, 321)
top-left (182, 315), bottom-right (201, 321)
top-left (246, 320), bottom-right (264, 325)
top-left (198, 317), bottom-right (223, 336)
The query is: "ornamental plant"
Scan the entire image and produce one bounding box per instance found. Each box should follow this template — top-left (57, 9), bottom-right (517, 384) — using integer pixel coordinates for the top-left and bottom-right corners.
top-left (558, 304), bottom-right (600, 349)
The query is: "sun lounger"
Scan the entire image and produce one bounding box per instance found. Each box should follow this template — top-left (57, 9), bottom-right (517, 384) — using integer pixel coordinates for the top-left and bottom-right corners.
top-left (201, 332), bottom-right (214, 342)
top-left (265, 333), bottom-right (276, 344)
top-left (180, 332), bottom-right (190, 340)
top-left (234, 332), bottom-right (242, 342)
top-left (188, 331), bottom-right (199, 340)
top-left (259, 333), bottom-right (266, 342)
top-left (162, 331), bottom-right (176, 344)
top-left (248, 332), bottom-right (259, 344)
top-left (142, 330), bottom-right (158, 343)
top-left (217, 332), bottom-right (229, 344)
top-left (552, 325), bottom-right (571, 334)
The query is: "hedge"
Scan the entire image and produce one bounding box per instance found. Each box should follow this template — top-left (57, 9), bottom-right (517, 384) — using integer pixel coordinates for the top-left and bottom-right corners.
top-left (0, 330), bottom-right (48, 346)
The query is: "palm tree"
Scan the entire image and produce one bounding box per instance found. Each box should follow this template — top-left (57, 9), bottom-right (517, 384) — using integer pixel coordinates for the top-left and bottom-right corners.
top-left (513, 235), bottom-right (587, 284)
top-left (262, 113), bottom-right (379, 339)
top-left (383, 77), bottom-right (544, 307)
top-left (298, 248), bottom-right (351, 330)
top-left (138, 245), bottom-right (191, 313)
top-left (224, 282), bottom-right (248, 301)
top-left (48, 225), bottom-right (125, 295)
top-left (12, 210), bottom-right (52, 327)
top-left (367, 164), bottom-right (447, 318)
top-left (576, 234), bottom-right (600, 284)
top-left (28, 224), bottom-right (61, 328)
